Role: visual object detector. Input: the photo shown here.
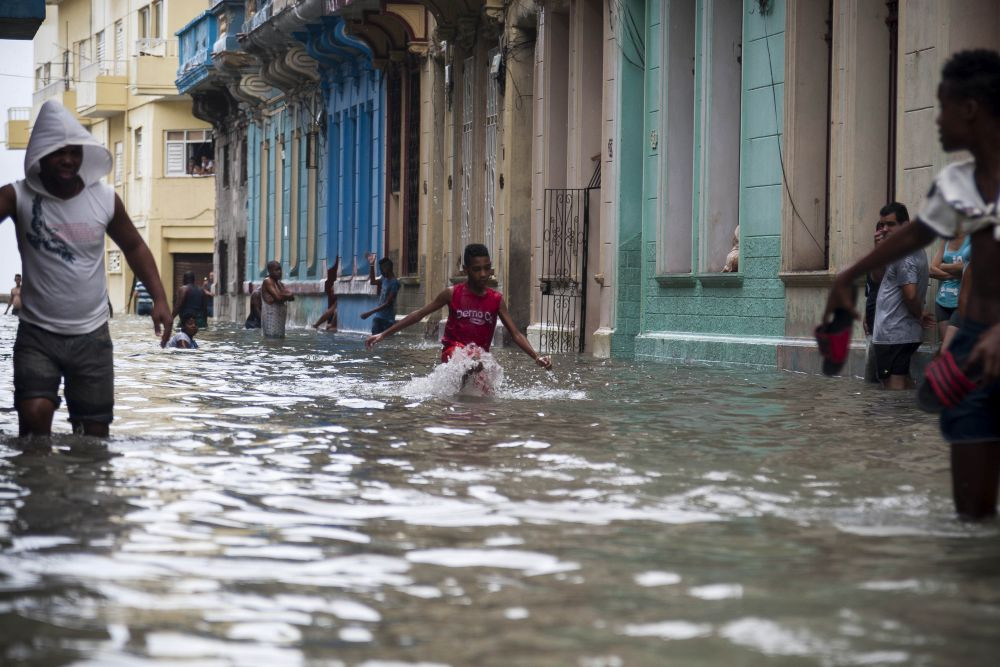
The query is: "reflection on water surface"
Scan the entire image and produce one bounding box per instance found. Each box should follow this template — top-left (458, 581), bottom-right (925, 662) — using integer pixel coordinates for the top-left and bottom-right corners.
top-left (0, 317), bottom-right (998, 665)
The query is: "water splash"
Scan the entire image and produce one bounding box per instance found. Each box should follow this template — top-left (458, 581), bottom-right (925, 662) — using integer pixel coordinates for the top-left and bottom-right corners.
top-left (400, 345), bottom-right (505, 398)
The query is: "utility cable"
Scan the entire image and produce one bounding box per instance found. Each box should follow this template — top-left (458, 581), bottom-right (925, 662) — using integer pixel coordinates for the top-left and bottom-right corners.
top-left (761, 9), bottom-right (827, 258)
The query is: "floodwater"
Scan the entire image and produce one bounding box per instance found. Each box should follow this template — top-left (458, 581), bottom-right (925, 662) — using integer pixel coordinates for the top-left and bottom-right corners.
top-left (0, 316), bottom-right (998, 666)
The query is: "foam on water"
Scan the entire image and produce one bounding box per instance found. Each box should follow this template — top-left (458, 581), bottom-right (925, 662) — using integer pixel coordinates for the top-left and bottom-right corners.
top-left (399, 345), bottom-right (504, 398)
top-left (395, 345), bottom-right (587, 401)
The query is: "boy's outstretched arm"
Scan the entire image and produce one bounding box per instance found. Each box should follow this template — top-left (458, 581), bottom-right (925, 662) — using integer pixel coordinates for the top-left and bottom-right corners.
top-left (824, 221), bottom-right (936, 323)
top-left (108, 195), bottom-right (172, 346)
top-left (366, 253), bottom-right (381, 288)
top-left (365, 287), bottom-right (451, 349)
top-left (498, 301), bottom-right (552, 369)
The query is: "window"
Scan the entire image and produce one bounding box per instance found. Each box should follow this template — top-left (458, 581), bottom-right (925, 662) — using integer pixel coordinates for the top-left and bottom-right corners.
top-left (657, 0), bottom-right (742, 275)
top-left (165, 130), bottom-right (214, 177)
top-left (107, 250), bottom-right (122, 274)
top-left (138, 6), bottom-right (149, 39)
top-left (217, 240), bottom-right (229, 296)
top-left (76, 38), bottom-right (90, 79)
top-left (240, 137), bottom-right (248, 185)
top-left (152, 1), bottom-right (163, 39)
top-left (96, 30), bottom-right (106, 68)
top-left (114, 141), bottom-right (124, 185)
top-left (134, 128), bottom-right (143, 178)
top-left (114, 20), bottom-right (124, 73)
top-left (388, 68), bottom-right (402, 192)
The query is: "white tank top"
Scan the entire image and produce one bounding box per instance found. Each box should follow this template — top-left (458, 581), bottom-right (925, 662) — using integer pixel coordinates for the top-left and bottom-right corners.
top-left (12, 179), bottom-right (115, 335)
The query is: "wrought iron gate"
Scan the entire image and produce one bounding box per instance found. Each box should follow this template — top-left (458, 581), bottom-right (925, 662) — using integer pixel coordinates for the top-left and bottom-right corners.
top-left (459, 56), bottom-right (474, 252)
top-left (483, 48), bottom-right (499, 260)
top-left (539, 188), bottom-right (590, 354)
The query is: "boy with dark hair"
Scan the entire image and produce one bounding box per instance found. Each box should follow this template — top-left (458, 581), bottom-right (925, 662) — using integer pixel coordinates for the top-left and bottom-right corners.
top-left (362, 253), bottom-right (400, 334)
top-left (869, 201), bottom-right (933, 389)
top-left (822, 49), bottom-right (1000, 519)
top-left (167, 313), bottom-right (199, 349)
top-left (366, 243), bottom-right (551, 371)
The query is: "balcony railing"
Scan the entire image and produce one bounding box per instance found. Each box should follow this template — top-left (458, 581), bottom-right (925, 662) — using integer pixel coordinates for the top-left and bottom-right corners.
top-left (7, 107), bottom-right (29, 122)
top-left (133, 39), bottom-right (181, 96)
top-left (178, 47), bottom-right (210, 76)
top-left (32, 77), bottom-right (70, 108)
top-left (242, 1), bottom-right (272, 33)
top-left (77, 60), bottom-right (126, 117)
top-left (136, 38), bottom-right (178, 57)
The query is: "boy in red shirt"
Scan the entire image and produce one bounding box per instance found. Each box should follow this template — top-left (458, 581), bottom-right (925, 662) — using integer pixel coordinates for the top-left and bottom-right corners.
top-left (365, 243), bottom-right (552, 370)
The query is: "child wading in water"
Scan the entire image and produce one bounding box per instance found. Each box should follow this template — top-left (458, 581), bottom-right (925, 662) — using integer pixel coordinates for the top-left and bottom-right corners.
top-left (823, 50), bottom-right (1000, 519)
top-left (365, 244), bottom-right (552, 384)
top-left (167, 313), bottom-right (199, 349)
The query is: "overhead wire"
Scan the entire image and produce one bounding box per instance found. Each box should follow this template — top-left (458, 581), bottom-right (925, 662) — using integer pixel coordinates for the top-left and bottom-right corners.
top-left (759, 7), bottom-right (827, 259)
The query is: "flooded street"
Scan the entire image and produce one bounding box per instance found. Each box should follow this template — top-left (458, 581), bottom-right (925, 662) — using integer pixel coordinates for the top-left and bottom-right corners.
top-left (0, 316), bottom-right (998, 666)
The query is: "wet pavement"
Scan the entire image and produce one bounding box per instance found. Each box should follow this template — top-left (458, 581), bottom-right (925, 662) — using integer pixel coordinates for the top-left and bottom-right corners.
top-left (0, 316), bottom-right (998, 666)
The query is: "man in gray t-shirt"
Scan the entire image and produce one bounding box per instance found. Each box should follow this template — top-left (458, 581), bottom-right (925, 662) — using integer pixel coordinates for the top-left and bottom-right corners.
top-left (872, 210), bottom-right (930, 389)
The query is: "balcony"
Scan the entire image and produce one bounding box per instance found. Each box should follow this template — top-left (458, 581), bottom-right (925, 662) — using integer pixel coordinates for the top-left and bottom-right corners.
top-left (176, 11), bottom-right (218, 94)
top-left (77, 61), bottom-right (127, 118)
top-left (242, 0), bottom-right (272, 34)
top-left (4, 107), bottom-right (29, 149)
top-left (31, 78), bottom-right (86, 125)
top-left (131, 38), bottom-right (181, 97)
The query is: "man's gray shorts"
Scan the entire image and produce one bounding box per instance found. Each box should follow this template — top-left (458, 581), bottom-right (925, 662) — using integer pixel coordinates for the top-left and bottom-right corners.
top-left (13, 320), bottom-right (114, 424)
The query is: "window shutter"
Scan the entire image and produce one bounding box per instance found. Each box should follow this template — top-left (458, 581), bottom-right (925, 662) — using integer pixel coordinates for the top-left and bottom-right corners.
top-left (166, 141), bottom-right (185, 176)
top-left (114, 141), bottom-right (124, 184)
top-left (96, 31), bottom-right (106, 67)
top-left (115, 21), bottom-right (124, 74)
top-left (135, 129), bottom-right (143, 178)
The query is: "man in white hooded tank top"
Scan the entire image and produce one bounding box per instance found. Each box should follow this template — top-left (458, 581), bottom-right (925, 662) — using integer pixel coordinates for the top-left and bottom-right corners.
top-left (0, 100), bottom-right (172, 438)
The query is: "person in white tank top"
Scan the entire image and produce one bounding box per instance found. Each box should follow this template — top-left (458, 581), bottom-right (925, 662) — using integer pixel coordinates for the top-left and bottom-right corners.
top-left (0, 100), bottom-right (172, 438)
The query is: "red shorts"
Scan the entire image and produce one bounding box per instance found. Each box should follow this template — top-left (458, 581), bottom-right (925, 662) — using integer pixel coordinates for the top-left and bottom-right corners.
top-left (441, 343), bottom-right (464, 363)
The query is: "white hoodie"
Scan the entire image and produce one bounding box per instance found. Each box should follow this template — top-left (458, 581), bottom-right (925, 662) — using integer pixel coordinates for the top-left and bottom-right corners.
top-left (11, 100), bottom-right (115, 334)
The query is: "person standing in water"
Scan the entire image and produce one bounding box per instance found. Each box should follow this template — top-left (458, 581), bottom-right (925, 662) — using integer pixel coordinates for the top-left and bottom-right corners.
top-left (167, 313), bottom-right (199, 349)
top-left (361, 253), bottom-right (400, 334)
top-left (0, 100), bottom-right (171, 437)
top-left (245, 282), bottom-right (262, 329)
top-left (172, 271), bottom-right (208, 329)
top-left (822, 50), bottom-right (1000, 519)
top-left (366, 243), bottom-right (551, 370)
top-left (4, 273), bottom-right (22, 316)
top-left (261, 260), bottom-right (294, 338)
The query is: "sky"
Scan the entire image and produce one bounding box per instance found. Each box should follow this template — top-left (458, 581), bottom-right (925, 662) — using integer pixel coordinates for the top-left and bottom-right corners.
top-left (0, 39), bottom-right (32, 279)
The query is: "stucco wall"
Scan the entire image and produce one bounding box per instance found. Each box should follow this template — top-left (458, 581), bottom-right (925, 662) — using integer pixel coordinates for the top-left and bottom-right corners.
top-left (620, 0), bottom-right (786, 363)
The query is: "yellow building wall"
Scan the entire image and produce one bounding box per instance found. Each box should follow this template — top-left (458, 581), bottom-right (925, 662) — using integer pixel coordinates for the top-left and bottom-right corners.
top-left (30, 1), bottom-right (216, 315)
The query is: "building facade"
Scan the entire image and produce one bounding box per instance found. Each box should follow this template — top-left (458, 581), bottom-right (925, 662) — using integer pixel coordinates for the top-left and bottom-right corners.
top-left (605, 0), bottom-right (1000, 374)
top-left (30, 0), bottom-right (216, 316)
top-left (167, 0), bottom-right (999, 374)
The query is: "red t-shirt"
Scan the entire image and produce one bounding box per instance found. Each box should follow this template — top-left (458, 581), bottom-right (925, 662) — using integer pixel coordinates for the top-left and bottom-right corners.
top-left (441, 283), bottom-right (502, 355)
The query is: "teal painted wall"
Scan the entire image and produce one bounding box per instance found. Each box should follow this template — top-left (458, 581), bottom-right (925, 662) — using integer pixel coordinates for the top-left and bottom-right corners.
top-left (615, 0), bottom-right (786, 362)
top-left (611, 0), bottom-right (646, 359)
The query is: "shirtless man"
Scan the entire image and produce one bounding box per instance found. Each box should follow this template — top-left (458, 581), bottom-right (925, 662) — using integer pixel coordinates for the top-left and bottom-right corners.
top-left (261, 260), bottom-right (294, 338)
top-left (823, 50), bottom-right (1000, 519)
top-left (4, 274), bottom-right (21, 316)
